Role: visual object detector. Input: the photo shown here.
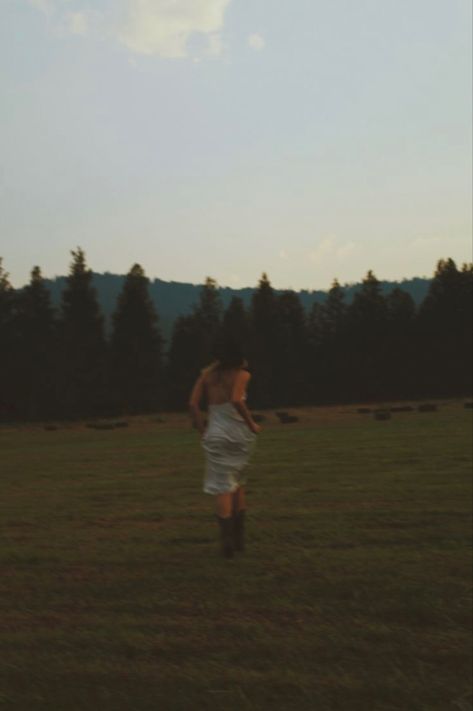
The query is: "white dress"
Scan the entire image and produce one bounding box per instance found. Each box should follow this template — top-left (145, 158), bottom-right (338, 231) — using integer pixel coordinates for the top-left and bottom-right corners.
top-left (201, 402), bottom-right (256, 495)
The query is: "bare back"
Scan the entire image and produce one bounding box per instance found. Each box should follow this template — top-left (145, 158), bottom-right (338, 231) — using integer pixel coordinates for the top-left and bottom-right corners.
top-left (204, 367), bottom-right (240, 405)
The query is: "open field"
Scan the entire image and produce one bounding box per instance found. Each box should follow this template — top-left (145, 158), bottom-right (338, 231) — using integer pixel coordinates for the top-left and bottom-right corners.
top-left (1, 402), bottom-right (472, 711)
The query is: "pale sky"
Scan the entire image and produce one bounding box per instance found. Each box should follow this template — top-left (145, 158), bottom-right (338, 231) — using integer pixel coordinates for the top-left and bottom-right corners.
top-left (1, 0), bottom-right (471, 290)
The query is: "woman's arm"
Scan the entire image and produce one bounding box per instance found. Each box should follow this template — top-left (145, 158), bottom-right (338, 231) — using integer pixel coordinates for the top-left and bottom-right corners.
top-left (231, 371), bottom-right (261, 434)
top-left (189, 374), bottom-right (206, 435)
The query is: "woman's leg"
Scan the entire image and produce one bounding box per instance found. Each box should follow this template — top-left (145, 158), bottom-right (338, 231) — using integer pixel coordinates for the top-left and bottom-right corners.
top-left (232, 486), bottom-right (246, 552)
top-left (216, 493), bottom-right (233, 518)
top-left (232, 486), bottom-right (246, 513)
top-left (215, 493), bottom-right (234, 558)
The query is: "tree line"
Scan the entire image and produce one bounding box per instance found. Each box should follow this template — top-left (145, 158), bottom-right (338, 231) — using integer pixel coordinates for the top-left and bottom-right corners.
top-left (0, 249), bottom-right (471, 421)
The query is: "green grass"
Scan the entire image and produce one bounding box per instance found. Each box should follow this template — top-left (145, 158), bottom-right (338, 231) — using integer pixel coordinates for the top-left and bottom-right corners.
top-left (1, 402), bottom-right (472, 710)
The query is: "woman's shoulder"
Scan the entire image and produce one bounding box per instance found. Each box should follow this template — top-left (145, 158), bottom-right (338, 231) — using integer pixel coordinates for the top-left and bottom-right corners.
top-left (236, 367), bottom-right (251, 381)
top-left (200, 362), bottom-right (218, 378)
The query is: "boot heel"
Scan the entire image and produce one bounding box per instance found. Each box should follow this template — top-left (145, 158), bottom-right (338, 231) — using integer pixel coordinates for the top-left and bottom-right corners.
top-left (233, 510), bottom-right (245, 552)
top-left (217, 516), bottom-right (234, 558)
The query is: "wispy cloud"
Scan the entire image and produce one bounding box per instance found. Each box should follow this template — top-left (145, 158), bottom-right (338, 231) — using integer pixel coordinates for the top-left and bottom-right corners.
top-left (27, 0), bottom-right (232, 60)
top-left (336, 241), bottom-right (356, 259)
top-left (66, 11), bottom-right (89, 36)
top-left (248, 33), bottom-right (265, 51)
top-left (308, 238), bottom-right (357, 264)
top-left (118, 0), bottom-right (231, 58)
top-left (308, 238), bottom-right (334, 264)
top-left (28, 1), bottom-right (96, 38)
top-left (28, 0), bottom-right (54, 15)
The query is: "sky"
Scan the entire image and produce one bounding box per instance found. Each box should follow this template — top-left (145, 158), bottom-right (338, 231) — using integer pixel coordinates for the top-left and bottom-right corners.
top-left (1, 0), bottom-right (472, 290)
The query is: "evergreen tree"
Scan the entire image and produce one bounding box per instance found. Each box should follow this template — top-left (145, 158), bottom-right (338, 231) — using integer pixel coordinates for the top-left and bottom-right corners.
top-left (15, 267), bottom-right (58, 420)
top-left (165, 278), bottom-right (223, 410)
top-left (222, 296), bottom-right (250, 350)
top-left (58, 248), bottom-right (107, 418)
top-left (275, 290), bottom-right (309, 405)
top-left (0, 259), bottom-right (17, 419)
top-left (317, 279), bottom-right (349, 403)
top-left (194, 277), bottom-right (223, 367)
top-left (384, 287), bottom-right (416, 399)
top-left (460, 263), bottom-right (473, 395)
top-left (417, 259), bottom-right (472, 397)
top-left (110, 264), bottom-right (164, 414)
top-left (166, 314), bottom-right (202, 410)
top-left (249, 273), bottom-right (278, 407)
top-left (307, 301), bottom-right (325, 403)
top-left (346, 270), bottom-right (388, 401)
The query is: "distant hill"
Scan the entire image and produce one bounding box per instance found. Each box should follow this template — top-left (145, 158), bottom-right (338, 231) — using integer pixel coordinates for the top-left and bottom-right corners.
top-left (42, 273), bottom-right (432, 344)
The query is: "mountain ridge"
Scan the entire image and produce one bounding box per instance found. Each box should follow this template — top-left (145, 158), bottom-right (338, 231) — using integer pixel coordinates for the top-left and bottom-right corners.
top-left (39, 272), bottom-right (432, 342)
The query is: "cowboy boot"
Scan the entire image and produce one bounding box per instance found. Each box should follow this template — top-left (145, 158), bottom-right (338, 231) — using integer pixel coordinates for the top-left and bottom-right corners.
top-left (233, 510), bottom-right (245, 552)
top-left (217, 516), bottom-right (234, 559)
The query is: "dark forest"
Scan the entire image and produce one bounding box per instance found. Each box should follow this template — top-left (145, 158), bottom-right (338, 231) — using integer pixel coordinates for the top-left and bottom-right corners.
top-left (1, 250), bottom-right (471, 421)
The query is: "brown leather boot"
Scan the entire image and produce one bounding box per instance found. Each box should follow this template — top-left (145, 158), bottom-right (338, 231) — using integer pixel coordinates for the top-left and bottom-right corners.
top-left (233, 510), bottom-right (245, 552)
top-left (217, 516), bottom-right (234, 559)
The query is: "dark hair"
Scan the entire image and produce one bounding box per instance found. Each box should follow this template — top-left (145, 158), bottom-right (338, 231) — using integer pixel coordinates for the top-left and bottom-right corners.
top-left (212, 336), bottom-right (246, 369)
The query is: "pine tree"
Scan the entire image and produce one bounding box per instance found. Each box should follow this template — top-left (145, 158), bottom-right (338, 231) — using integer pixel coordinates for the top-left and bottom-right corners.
top-left (307, 301), bottom-right (325, 403)
top-left (58, 248), bottom-right (107, 418)
top-left (346, 270), bottom-right (388, 401)
top-left (110, 264), bottom-right (164, 414)
top-left (275, 290), bottom-right (309, 405)
top-left (166, 314), bottom-right (202, 410)
top-left (384, 287), bottom-right (416, 399)
top-left (222, 296), bottom-right (250, 350)
top-left (0, 259), bottom-right (17, 420)
top-left (317, 279), bottom-right (349, 403)
top-left (249, 273), bottom-right (279, 407)
top-left (15, 266), bottom-right (58, 420)
top-left (194, 277), bottom-right (223, 367)
top-left (166, 278), bottom-right (223, 410)
top-left (417, 259), bottom-right (472, 397)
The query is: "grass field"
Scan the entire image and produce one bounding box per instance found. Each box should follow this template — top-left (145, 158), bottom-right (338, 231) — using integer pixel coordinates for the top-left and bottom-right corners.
top-left (1, 402), bottom-right (472, 711)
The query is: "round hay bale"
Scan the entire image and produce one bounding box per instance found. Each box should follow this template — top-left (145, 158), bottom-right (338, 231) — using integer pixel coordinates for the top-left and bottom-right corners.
top-left (418, 403), bottom-right (438, 413)
top-left (374, 410), bottom-right (391, 421)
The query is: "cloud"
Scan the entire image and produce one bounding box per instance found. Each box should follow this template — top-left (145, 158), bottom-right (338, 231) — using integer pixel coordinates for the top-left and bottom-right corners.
top-left (205, 32), bottom-right (225, 57)
top-left (28, 0), bottom-right (54, 15)
top-left (248, 33), bottom-right (265, 51)
top-left (408, 235), bottom-right (441, 249)
top-left (118, 0), bottom-right (231, 58)
top-left (336, 241), bottom-right (356, 259)
top-left (27, 0), bottom-right (232, 60)
top-left (308, 238), bottom-right (357, 265)
top-left (308, 238), bottom-right (334, 264)
top-left (66, 11), bottom-right (89, 36)
top-left (28, 1), bottom-right (95, 38)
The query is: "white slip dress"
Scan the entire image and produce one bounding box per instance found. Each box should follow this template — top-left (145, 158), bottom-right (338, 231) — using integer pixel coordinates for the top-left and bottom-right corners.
top-left (201, 401), bottom-right (256, 495)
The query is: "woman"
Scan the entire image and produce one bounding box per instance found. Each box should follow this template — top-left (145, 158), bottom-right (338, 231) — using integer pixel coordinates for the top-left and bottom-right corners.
top-left (189, 339), bottom-right (261, 558)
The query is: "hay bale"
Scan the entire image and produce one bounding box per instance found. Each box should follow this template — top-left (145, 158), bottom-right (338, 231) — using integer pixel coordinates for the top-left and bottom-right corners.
top-left (418, 403), bottom-right (438, 413)
top-left (374, 410), bottom-right (391, 421)
top-left (276, 412), bottom-right (299, 424)
top-left (86, 423), bottom-right (116, 430)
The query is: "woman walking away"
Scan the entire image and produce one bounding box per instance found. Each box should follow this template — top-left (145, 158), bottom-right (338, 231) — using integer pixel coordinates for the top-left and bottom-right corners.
top-left (189, 339), bottom-right (261, 559)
